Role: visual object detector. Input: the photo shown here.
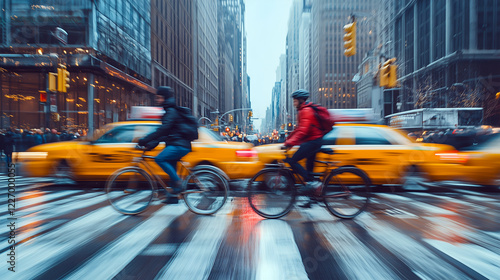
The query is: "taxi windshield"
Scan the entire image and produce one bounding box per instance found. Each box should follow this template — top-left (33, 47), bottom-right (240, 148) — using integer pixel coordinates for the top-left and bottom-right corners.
top-left (85, 124), bottom-right (116, 142)
top-left (197, 127), bottom-right (224, 142)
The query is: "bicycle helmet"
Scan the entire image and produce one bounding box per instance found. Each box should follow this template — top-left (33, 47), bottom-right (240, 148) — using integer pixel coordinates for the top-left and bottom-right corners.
top-left (291, 89), bottom-right (310, 100)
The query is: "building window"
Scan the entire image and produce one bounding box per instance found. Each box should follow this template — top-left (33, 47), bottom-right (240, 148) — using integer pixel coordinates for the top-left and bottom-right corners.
top-left (417, 0), bottom-right (430, 68)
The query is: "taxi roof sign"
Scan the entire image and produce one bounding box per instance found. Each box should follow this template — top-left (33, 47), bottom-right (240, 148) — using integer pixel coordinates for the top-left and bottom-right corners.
top-left (129, 106), bottom-right (165, 120)
top-left (328, 109), bottom-right (376, 123)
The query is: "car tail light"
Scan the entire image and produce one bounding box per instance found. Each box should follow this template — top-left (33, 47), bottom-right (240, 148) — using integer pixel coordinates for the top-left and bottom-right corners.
top-left (435, 150), bottom-right (468, 164)
top-left (236, 149), bottom-right (257, 158)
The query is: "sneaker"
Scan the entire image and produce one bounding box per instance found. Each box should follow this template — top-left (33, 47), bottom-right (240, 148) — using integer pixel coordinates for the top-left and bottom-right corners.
top-left (162, 196), bottom-right (179, 204)
top-left (298, 181), bottom-right (322, 195)
top-left (298, 199), bottom-right (318, 208)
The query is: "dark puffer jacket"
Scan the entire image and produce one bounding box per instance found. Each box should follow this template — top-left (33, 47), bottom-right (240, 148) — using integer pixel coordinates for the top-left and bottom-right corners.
top-left (139, 97), bottom-right (192, 150)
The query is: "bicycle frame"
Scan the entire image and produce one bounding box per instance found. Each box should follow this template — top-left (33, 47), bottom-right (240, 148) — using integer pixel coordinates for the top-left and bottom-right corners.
top-left (271, 150), bottom-right (339, 188)
top-left (127, 150), bottom-right (194, 194)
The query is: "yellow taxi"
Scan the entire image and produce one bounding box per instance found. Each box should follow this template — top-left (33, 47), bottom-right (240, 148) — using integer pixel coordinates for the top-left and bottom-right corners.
top-left (17, 108), bottom-right (263, 183)
top-left (429, 133), bottom-right (500, 187)
top-left (255, 118), bottom-right (455, 188)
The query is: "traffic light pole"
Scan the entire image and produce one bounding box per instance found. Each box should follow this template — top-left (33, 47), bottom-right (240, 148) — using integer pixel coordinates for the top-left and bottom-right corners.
top-left (215, 108), bottom-right (253, 133)
top-left (218, 108), bottom-right (253, 123)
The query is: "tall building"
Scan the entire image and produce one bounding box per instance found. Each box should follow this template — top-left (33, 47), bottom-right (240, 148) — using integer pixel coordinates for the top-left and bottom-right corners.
top-left (310, 0), bottom-right (377, 109)
top-left (193, 0), bottom-right (219, 118)
top-left (0, 0), bottom-right (153, 133)
top-left (218, 0), bottom-right (247, 127)
top-left (286, 0), bottom-right (304, 124)
top-left (387, 0), bottom-right (500, 125)
top-left (151, 0), bottom-right (194, 109)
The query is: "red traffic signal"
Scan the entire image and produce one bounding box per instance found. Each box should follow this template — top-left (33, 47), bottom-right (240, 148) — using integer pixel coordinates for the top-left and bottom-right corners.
top-left (39, 90), bottom-right (47, 103)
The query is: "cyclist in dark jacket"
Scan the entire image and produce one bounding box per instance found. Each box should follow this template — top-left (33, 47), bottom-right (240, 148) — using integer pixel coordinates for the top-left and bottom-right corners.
top-left (138, 86), bottom-right (192, 204)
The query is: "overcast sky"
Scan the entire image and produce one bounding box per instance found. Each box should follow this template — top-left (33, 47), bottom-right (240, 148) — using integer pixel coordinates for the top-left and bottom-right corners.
top-left (245, 0), bottom-right (293, 132)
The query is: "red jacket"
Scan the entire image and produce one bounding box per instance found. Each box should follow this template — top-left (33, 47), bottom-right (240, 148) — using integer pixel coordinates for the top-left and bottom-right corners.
top-left (285, 102), bottom-right (324, 147)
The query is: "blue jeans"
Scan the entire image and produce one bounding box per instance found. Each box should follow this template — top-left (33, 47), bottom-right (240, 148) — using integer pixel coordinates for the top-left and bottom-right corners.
top-left (154, 146), bottom-right (190, 183)
top-left (284, 138), bottom-right (323, 182)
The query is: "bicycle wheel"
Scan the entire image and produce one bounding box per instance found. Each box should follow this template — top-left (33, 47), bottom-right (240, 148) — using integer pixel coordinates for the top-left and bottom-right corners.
top-left (322, 167), bottom-right (371, 219)
top-left (182, 168), bottom-right (229, 215)
top-left (247, 168), bottom-right (296, 219)
top-left (106, 167), bottom-right (155, 215)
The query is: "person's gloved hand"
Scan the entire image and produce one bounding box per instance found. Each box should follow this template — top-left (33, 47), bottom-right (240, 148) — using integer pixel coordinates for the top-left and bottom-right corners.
top-left (144, 140), bottom-right (160, 151)
top-left (138, 138), bottom-right (147, 146)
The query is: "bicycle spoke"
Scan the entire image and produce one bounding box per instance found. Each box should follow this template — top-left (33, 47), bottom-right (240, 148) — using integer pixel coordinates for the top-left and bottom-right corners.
top-left (106, 168), bottom-right (154, 215)
top-left (247, 169), bottom-right (295, 219)
top-left (183, 169), bottom-right (228, 215)
top-left (323, 167), bottom-right (370, 219)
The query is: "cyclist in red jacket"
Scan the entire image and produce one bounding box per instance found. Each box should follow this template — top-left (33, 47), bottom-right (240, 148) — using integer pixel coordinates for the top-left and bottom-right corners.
top-left (284, 89), bottom-right (324, 207)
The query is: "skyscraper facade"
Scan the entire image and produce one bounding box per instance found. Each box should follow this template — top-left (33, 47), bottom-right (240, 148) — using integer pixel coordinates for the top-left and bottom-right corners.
top-left (388, 0), bottom-right (500, 125)
top-left (193, 0), bottom-right (219, 118)
top-left (0, 0), bottom-right (154, 133)
top-left (311, 0), bottom-right (377, 109)
top-left (151, 0), bottom-right (194, 109)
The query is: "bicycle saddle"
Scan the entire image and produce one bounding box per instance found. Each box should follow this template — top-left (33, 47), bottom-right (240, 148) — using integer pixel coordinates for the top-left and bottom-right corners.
top-left (319, 148), bottom-right (335, 155)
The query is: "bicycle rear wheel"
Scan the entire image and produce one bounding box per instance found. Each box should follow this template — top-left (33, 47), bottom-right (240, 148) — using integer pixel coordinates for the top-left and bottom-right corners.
top-left (247, 168), bottom-right (296, 219)
top-left (182, 168), bottom-right (229, 215)
top-left (322, 167), bottom-right (371, 219)
top-left (106, 167), bottom-right (155, 215)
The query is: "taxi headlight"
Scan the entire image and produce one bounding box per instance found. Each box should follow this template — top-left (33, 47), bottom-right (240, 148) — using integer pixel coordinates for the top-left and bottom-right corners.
top-left (15, 152), bottom-right (48, 161)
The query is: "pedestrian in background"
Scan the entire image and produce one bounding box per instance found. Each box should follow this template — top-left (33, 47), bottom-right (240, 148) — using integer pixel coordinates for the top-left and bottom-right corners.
top-left (3, 128), bottom-right (14, 172)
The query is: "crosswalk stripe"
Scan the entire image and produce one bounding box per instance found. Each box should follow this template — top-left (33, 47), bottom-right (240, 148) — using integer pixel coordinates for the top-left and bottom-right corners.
top-left (3, 206), bottom-right (128, 280)
top-left (376, 193), bottom-right (456, 215)
top-left (64, 204), bottom-right (188, 280)
top-left (0, 192), bottom-right (102, 247)
top-left (255, 219), bottom-right (309, 280)
top-left (154, 201), bottom-right (235, 279)
top-left (357, 215), bottom-right (470, 279)
top-left (425, 239), bottom-right (500, 280)
top-left (0, 192), bottom-right (105, 241)
top-left (316, 220), bottom-right (399, 279)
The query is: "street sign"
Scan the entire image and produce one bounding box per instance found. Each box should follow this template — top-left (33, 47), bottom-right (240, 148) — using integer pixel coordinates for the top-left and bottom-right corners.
top-left (50, 105), bottom-right (57, 112)
top-left (53, 27), bottom-right (68, 45)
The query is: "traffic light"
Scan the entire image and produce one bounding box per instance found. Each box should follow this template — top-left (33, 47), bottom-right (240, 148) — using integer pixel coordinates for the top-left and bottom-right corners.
top-left (225, 127), bottom-right (230, 132)
top-left (39, 90), bottom-right (47, 103)
top-left (380, 58), bottom-right (397, 88)
top-left (48, 72), bottom-right (58, 92)
top-left (343, 21), bottom-right (356, 57)
top-left (248, 111), bottom-right (253, 118)
top-left (215, 117), bottom-right (219, 126)
top-left (57, 66), bottom-right (70, 92)
top-left (229, 114), bottom-right (233, 122)
top-left (496, 92), bottom-right (500, 99)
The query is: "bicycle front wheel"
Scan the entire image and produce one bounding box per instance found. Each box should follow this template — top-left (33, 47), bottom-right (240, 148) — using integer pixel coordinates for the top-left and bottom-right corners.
top-left (106, 167), bottom-right (155, 215)
top-left (322, 167), bottom-right (371, 219)
top-left (247, 168), bottom-right (296, 219)
top-left (182, 168), bottom-right (229, 215)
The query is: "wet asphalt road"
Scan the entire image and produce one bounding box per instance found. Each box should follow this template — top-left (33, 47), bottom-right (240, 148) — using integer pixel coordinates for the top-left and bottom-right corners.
top-left (1, 176), bottom-right (499, 280)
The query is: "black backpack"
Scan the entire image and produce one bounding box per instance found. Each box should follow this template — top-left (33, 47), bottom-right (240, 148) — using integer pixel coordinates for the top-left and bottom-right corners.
top-left (176, 106), bottom-right (199, 141)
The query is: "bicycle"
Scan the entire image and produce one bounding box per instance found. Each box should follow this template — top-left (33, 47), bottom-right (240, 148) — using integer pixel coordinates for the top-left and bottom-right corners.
top-left (247, 147), bottom-right (371, 219)
top-left (105, 146), bottom-right (229, 215)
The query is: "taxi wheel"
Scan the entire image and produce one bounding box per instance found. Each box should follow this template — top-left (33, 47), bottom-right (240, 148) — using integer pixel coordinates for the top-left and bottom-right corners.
top-left (402, 166), bottom-right (430, 190)
top-left (53, 161), bottom-right (77, 185)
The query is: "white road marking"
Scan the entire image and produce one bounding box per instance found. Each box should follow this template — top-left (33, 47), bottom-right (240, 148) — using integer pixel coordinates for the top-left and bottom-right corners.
top-left (255, 219), bottom-right (309, 280)
top-left (65, 204), bottom-right (188, 280)
top-left (425, 239), bottom-right (500, 280)
top-left (155, 202), bottom-right (235, 280)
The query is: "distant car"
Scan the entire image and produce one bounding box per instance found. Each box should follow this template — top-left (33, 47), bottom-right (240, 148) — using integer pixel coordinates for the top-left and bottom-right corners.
top-left (429, 133), bottom-right (500, 187)
top-left (255, 123), bottom-right (455, 188)
top-left (17, 120), bottom-right (263, 183)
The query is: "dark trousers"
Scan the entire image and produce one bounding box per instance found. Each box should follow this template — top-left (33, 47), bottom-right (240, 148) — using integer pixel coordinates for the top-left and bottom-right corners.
top-left (154, 145), bottom-right (190, 183)
top-left (284, 138), bottom-right (323, 182)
